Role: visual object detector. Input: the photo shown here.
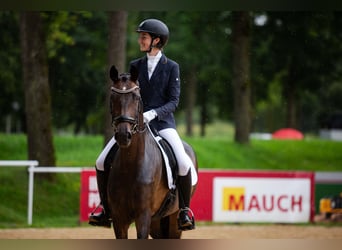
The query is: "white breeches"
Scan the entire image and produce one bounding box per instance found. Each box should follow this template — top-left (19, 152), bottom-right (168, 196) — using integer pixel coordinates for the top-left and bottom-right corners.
top-left (96, 128), bottom-right (194, 176)
top-left (158, 128), bottom-right (194, 176)
top-left (95, 137), bottom-right (115, 171)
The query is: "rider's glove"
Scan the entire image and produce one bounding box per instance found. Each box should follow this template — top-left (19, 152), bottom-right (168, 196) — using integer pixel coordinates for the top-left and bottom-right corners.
top-left (143, 109), bottom-right (157, 123)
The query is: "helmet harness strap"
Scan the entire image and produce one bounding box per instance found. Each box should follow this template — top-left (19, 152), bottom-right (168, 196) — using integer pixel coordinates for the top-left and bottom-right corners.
top-left (147, 35), bottom-right (158, 53)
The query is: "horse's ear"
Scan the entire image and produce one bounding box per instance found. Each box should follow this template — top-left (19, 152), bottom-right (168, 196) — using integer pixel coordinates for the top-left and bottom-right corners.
top-left (110, 65), bottom-right (119, 82)
top-left (130, 65), bottom-right (139, 83)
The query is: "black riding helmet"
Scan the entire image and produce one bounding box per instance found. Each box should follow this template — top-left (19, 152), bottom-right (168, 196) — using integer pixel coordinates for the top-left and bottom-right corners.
top-left (136, 19), bottom-right (169, 49)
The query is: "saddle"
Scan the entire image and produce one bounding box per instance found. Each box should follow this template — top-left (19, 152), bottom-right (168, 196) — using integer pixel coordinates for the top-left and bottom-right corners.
top-left (148, 124), bottom-right (178, 190)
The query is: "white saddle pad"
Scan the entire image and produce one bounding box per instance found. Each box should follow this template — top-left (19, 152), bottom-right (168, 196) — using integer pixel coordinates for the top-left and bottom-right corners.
top-left (147, 125), bottom-right (198, 189)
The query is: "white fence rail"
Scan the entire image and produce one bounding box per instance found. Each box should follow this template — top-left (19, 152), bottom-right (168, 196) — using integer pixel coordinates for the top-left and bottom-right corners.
top-left (0, 160), bottom-right (86, 225)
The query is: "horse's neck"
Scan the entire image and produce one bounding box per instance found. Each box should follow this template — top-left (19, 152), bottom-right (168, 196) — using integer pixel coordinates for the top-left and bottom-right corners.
top-left (116, 130), bottom-right (164, 187)
top-left (118, 129), bottom-right (159, 167)
top-left (119, 131), bottom-right (146, 164)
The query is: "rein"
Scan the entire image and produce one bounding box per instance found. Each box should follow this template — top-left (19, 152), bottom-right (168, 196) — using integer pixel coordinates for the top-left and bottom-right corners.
top-left (111, 85), bottom-right (146, 134)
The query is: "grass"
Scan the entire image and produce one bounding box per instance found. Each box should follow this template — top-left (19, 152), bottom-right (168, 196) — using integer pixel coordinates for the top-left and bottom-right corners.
top-left (0, 121), bottom-right (341, 228)
top-left (185, 137), bottom-right (342, 171)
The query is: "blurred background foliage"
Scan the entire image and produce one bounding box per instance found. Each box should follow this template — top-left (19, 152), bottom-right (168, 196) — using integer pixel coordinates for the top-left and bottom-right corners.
top-left (1, 11), bottom-right (342, 136)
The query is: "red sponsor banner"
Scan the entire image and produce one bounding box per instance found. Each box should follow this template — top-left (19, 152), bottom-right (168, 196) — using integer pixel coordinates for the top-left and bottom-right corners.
top-left (190, 170), bottom-right (315, 222)
top-left (80, 169), bottom-right (315, 223)
top-left (79, 169), bottom-right (99, 222)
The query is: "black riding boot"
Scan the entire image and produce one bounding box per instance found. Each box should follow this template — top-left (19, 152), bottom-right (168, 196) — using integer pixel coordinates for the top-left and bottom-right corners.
top-left (177, 169), bottom-right (195, 231)
top-left (88, 169), bottom-right (111, 228)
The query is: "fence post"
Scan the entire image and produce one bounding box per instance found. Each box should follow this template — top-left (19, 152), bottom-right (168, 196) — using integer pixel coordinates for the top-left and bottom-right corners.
top-left (0, 161), bottom-right (86, 225)
top-left (27, 164), bottom-right (35, 225)
top-left (0, 160), bottom-right (39, 225)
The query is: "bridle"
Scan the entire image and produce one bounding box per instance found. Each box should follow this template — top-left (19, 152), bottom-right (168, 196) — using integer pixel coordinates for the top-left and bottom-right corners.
top-left (111, 83), bottom-right (145, 134)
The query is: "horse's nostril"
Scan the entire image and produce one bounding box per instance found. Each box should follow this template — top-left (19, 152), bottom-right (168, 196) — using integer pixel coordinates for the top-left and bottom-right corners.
top-left (115, 129), bottom-right (132, 148)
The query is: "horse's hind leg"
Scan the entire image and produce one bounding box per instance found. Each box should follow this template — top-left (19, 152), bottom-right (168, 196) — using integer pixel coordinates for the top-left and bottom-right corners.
top-left (166, 212), bottom-right (182, 239)
top-left (150, 213), bottom-right (182, 239)
top-left (150, 218), bottom-right (165, 239)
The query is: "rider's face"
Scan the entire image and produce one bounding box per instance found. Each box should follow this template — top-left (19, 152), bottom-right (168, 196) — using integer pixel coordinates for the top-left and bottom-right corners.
top-left (138, 32), bottom-right (152, 52)
top-left (138, 32), bottom-right (160, 54)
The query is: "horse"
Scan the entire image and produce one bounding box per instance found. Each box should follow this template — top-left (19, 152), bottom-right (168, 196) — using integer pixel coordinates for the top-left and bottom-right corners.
top-left (107, 65), bottom-right (198, 239)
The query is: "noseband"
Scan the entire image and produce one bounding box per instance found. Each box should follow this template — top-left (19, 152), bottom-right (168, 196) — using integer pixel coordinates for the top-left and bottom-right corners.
top-left (111, 85), bottom-right (145, 134)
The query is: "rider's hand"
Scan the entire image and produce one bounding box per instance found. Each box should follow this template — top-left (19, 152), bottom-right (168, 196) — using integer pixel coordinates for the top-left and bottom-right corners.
top-left (143, 110), bottom-right (157, 123)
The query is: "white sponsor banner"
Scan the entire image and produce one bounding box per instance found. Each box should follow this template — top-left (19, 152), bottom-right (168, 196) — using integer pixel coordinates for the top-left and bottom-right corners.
top-left (213, 177), bottom-right (311, 223)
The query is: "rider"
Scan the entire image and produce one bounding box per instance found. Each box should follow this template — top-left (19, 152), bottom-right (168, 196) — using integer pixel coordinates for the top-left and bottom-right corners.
top-left (89, 18), bottom-right (196, 231)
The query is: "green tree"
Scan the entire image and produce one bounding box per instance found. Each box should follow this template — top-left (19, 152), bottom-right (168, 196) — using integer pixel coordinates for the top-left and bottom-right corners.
top-left (163, 12), bottom-right (233, 137)
top-left (231, 11), bottom-right (251, 144)
top-left (20, 11), bottom-right (56, 172)
top-left (0, 12), bottom-right (23, 133)
top-left (251, 12), bottom-right (342, 133)
top-left (47, 11), bottom-right (107, 135)
top-left (104, 11), bottom-right (128, 144)
top-left (3, 11), bottom-right (341, 142)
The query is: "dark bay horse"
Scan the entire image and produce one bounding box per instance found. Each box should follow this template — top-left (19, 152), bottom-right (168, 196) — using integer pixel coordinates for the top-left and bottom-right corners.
top-left (107, 65), bottom-right (198, 239)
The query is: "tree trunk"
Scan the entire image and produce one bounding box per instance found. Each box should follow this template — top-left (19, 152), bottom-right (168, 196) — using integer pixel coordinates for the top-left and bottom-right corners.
top-left (231, 11), bottom-right (251, 144)
top-left (20, 12), bottom-right (56, 177)
top-left (284, 58), bottom-right (297, 129)
top-left (104, 11), bottom-right (128, 145)
top-left (199, 82), bottom-right (208, 137)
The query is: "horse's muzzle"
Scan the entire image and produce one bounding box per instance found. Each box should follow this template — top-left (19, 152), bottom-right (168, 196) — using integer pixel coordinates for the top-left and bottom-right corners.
top-left (114, 124), bottom-right (133, 148)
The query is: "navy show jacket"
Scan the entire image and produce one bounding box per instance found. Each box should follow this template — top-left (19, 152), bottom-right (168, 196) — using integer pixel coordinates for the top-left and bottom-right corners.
top-left (129, 54), bottom-right (180, 131)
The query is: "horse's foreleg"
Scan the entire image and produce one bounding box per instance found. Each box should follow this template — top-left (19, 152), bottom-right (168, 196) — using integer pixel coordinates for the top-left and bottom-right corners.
top-left (113, 222), bottom-right (130, 239)
top-left (135, 212), bottom-right (152, 239)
